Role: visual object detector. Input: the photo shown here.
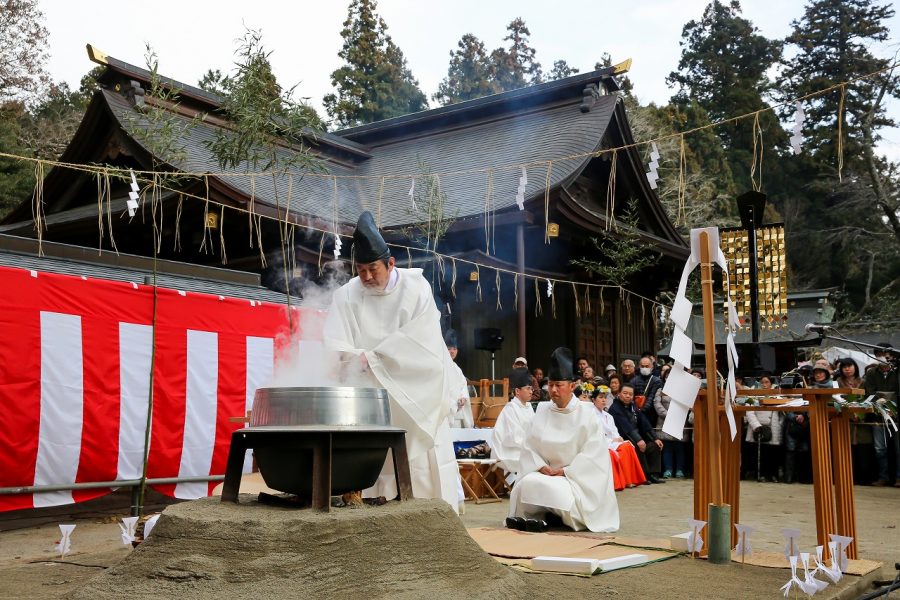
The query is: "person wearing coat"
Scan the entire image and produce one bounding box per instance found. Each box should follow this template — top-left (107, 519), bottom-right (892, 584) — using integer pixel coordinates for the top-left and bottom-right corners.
top-left (744, 375), bottom-right (784, 482)
top-left (608, 382), bottom-right (665, 484)
top-left (654, 369), bottom-right (689, 479)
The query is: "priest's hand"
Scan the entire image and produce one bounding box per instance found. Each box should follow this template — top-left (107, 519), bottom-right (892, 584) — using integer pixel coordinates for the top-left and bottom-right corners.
top-left (637, 440), bottom-right (647, 452)
top-left (539, 466), bottom-right (565, 477)
top-left (457, 397), bottom-right (467, 410)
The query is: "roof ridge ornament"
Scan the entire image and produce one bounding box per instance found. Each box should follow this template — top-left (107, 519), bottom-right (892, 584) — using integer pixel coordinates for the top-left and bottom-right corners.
top-left (579, 83), bottom-right (602, 113)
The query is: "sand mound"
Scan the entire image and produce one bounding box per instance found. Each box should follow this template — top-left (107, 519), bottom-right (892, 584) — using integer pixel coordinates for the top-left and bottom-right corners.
top-left (67, 497), bottom-right (528, 600)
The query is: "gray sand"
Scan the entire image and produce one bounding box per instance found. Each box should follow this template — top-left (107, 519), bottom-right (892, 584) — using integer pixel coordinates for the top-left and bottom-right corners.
top-left (66, 497), bottom-right (527, 600)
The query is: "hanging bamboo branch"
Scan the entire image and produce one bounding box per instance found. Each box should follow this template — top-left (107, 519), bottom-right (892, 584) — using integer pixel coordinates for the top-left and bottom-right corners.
top-left (606, 150), bottom-right (617, 230)
top-left (544, 160), bottom-right (552, 244)
top-left (572, 282), bottom-right (580, 318)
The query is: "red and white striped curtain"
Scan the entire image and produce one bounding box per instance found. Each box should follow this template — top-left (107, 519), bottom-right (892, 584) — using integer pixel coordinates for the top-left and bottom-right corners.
top-left (0, 265), bottom-right (308, 512)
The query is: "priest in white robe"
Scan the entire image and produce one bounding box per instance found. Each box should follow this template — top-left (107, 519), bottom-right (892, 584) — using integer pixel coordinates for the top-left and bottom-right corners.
top-left (323, 211), bottom-right (459, 513)
top-left (491, 367), bottom-right (535, 484)
top-left (445, 329), bottom-right (474, 428)
top-left (507, 347), bottom-right (619, 533)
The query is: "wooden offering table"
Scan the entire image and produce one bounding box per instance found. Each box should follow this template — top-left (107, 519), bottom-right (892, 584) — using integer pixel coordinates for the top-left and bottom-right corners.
top-left (694, 388), bottom-right (867, 559)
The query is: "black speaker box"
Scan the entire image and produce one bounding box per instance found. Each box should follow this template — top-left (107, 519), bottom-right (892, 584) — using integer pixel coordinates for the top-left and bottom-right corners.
top-left (474, 327), bottom-right (504, 352)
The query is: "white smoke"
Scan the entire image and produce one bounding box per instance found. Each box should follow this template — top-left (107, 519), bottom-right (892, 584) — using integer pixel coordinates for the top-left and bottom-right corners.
top-left (265, 262), bottom-right (370, 389)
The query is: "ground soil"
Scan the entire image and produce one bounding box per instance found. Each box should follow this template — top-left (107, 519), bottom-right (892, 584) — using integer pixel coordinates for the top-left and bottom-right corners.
top-left (0, 480), bottom-right (896, 599)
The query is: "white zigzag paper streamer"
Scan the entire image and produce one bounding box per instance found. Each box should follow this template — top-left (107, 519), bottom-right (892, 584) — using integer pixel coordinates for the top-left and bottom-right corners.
top-left (515, 166), bottom-right (527, 210)
top-left (646, 142), bottom-right (660, 190)
top-left (333, 234), bottom-right (342, 260)
top-left (790, 102), bottom-right (805, 155)
top-left (546, 279), bottom-right (553, 298)
top-left (127, 170), bottom-right (140, 217)
top-left (408, 178), bottom-right (417, 211)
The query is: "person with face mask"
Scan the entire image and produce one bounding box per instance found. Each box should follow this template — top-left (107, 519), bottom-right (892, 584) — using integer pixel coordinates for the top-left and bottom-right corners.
top-left (629, 356), bottom-right (663, 428)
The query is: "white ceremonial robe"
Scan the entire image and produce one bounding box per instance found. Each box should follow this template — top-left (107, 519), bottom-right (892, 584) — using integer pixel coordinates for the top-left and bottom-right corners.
top-left (490, 398), bottom-right (536, 483)
top-left (508, 399), bottom-right (619, 532)
top-left (323, 267), bottom-right (459, 513)
top-left (448, 360), bottom-right (474, 428)
top-left (594, 406), bottom-right (624, 450)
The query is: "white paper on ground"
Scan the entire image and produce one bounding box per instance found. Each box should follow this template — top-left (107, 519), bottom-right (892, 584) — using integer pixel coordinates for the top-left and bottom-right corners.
top-left (143, 514), bottom-right (161, 539)
top-left (780, 555), bottom-right (804, 598)
top-left (119, 516), bottom-right (139, 546)
top-left (734, 524), bottom-right (755, 557)
top-left (670, 532), bottom-right (692, 552)
top-left (687, 519), bottom-right (706, 553)
top-left (55, 524), bottom-right (75, 558)
top-left (828, 534), bottom-right (853, 572)
top-left (781, 528), bottom-right (801, 558)
top-left (531, 556), bottom-right (600, 575)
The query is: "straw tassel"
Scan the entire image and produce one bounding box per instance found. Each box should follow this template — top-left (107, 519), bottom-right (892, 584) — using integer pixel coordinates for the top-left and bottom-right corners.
top-left (495, 269), bottom-right (502, 310)
top-left (534, 278), bottom-right (543, 317)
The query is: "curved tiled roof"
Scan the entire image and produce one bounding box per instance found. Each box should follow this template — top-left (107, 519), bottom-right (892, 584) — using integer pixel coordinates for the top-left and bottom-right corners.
top-left (104, 89), bottom-right (618, 229)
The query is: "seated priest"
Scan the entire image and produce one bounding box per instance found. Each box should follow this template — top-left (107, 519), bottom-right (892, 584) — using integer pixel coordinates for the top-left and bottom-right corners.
top-left (490, 367), bottom-right (536, 484)
top-left (591, 389), bottom-right (646, 489)
top-left (506, 348), bottom-right (619, 533)
top-left (608, 382), bottom-right (665, 484)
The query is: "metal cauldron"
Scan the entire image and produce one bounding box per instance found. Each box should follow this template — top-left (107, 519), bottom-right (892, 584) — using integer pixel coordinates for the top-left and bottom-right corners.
top-left (249, 387), bottom-right (392, 496)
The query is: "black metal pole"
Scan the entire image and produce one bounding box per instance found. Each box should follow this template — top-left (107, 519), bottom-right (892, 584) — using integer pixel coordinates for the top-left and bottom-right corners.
top-left (747, 206), bottom-right (761, 344)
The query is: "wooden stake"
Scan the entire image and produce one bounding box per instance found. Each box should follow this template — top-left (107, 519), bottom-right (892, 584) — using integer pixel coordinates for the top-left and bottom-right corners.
top-left (699, 231), bottom-right (723, 505)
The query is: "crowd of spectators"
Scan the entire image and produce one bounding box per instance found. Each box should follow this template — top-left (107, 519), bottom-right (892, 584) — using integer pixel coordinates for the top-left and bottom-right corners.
top-left (501, 345), bottom-right (899, 490)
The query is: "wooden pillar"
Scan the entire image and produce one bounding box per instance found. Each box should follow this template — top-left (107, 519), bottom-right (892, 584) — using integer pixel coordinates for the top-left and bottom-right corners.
top-left (699, 232), bottom-right (723, 506)
top-left (806, 392), bottom-right (836, 556)
top-left (516, 222), bottom-right (526, 357)
top-left (830, 413), bottom-right (858, 559)
top-left (720, 410), bottom-right (741, 546)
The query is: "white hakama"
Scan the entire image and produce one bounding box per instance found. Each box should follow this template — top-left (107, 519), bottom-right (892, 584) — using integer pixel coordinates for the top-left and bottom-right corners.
top-left (324, 268), bottom-right (459, 513)
top-left (508, 399), bottom-right (619, 532)
top-left (490, 398), bottom-right (536, 483)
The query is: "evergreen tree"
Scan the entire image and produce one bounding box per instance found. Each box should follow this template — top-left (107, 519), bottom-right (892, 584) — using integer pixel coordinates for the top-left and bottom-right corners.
top-left (778, 0), bottom-right (897, 168)
top-left (666, 1), bottom-right (786, 193)
top-left (548, 60), bottom-right (579, 81)
top-left (490, 18), bottom-right (543, 92)
top-left (324, 0), bottom-right (427, 127)
top-left (776, 0), bottom-right (900, 316)
top-left (198, 69), bottom-right (232, 96)
top-left (432, 34), bottom-right (498, 105)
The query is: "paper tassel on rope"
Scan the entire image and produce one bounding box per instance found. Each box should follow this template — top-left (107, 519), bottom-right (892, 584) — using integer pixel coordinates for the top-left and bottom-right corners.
top-left (782, 528), bottom-right (801, 558)
top-left (687, 519), bottom-right (705, 554)
top-left (646, 142), bottom-right (660, 190)
top-left (515, 166), bottom-right (527, 210)
top-left (120, 516), bottom-right (139, 546)
top-left (333, 234), bottom-right (342, 260)
top-left (127, 170), bottom-right (140, 217)
top-left (546, 278), bottom-right (553, 298)
top-left (790, 102), bottom-right (806, 155)
top-left (409, 177), bottom-right (417, 211)
top-left (780, 555), bottom-right (804, 598)
top-left (733, 524), bottom-right (754, 558)
top-left (55, 524), bottom-right (75, 558)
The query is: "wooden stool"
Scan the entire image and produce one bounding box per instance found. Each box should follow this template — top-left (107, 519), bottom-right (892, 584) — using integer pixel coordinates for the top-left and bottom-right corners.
top-left (457, 459), bottom-right (505, 504)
